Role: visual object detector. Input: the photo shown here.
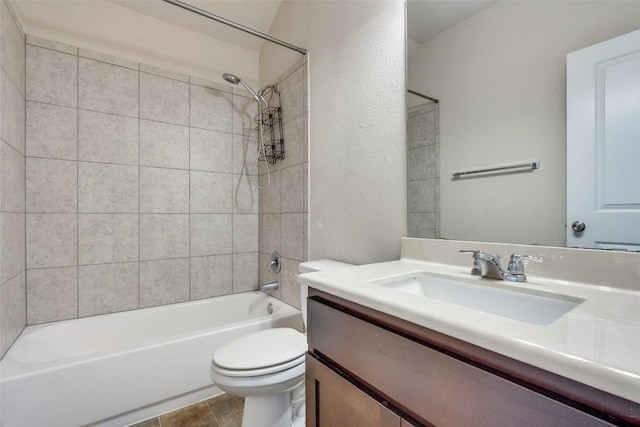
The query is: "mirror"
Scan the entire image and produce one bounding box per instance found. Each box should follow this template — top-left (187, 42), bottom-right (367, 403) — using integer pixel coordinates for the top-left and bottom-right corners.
top-left (406, 0), bottom-right (640, 247)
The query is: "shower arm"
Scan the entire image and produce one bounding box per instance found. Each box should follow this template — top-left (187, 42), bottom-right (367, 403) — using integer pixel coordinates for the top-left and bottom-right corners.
top-left (161, 0), bottom-right (307, 55)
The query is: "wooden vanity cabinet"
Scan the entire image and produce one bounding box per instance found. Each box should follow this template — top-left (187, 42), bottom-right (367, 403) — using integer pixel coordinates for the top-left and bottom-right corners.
top-left (306, 289), bottom-right (640, 427)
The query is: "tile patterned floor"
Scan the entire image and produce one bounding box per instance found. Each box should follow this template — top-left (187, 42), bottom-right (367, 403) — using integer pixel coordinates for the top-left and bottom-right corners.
top-left (129, 393), bottom-right (244, 427)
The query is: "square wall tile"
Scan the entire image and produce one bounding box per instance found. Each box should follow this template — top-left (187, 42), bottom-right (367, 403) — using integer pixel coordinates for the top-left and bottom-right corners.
top-left (407, 145), bottom-right (436, 181)
top-left (140, 258), bottom-right (189, 308)
top-left (408, 213), bottom-right (436, 238)
top-left (1, 213), bottom-right (25, 282)
top-left (190, 171), bottom-right (232, 213)
top-left (26, 158), bottom-right (77, 213)
top-left (78, 162), bottom-right (138, 213)
top-left (190, 128), bottom-right (232, 173)
top-left (278, 66), bottom-right (304, 124)
top-left (190, 255), bottom-right (232, 300)
top-left (78, 48), bottom-right (138, 70)
top-left (26, 45), bottom-right (77, 107)
top-left (78, 110), bottom-right (138, 164)
top-left (281, 164), bottom-right (304, 213)
top-left (260, 214), bottom-right (281, 254)
top-left (233, 174), bottom-right (258, 214)
top-left (139, 120), bottom-right (189, 169)
top-left (140, 73), bottom-right (189, 126)
top-left (1, 71), bottom-right (26, 154)
top-left (140, 214), bottom-right (189, 260)
top-left (26, 101), bottom-right (77, 160)
top-left (258, 170), bottom-right (280, 214)
top-left (190, 214), bottom-right (232, 257)
top-left (1, 272), bottom-right (26, 354)
top-left (27, 267), bottom-right (77, 324)
top-left (140, 64), bottom-right (188, 82)
top-left (26, 213), bottom-right (76, 269)
top-left (279, 115), bottom-right (304, 169)
top-left (78, 58), bottom-right (138, 117)
top-left (190, 85), bottom-right (232, 132)
top-left (78, 262), bottom-right (138, 317)
top-left (78, 214), bottom-right (138, 265)
top-left (140, 167), bottom-right (189, 213)
top-left (231, 134), bottom-right (258, 175)
top-left (1, 1), bottom-right (26, 96)
top-left (279, 257), bottom-right (301, 309)
top-left (281, 213), bottom-right (304, 261)
top-left (232, 94), bottom-right (258, 136)
top-left (408, 179), bottom-right (436, 213)
top-left (1, 141), bottom-right (25, 212)
top-left (232, 252), bottom-right (258, 293)
top-left (26, 35), bottom-right (77, 55)
top-left (233, 214), bottom-right (258, 253)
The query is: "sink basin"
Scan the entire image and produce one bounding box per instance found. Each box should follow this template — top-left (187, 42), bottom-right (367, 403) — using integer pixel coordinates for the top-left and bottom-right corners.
top-left (370, 273), bottom-right (584, 325)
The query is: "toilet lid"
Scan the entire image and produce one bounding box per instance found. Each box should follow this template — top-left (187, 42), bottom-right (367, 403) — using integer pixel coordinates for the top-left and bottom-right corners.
top-left (214, 328), bottom-right (307, 370)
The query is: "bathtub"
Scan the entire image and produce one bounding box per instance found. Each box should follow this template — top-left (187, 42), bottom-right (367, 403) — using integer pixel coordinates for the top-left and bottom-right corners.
top-left (0, 292), bottom-right (302, 427)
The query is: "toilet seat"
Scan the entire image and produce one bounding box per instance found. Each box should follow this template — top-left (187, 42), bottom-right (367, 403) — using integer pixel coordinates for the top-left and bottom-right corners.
top-left (212, 328), bottom-right (307, 378)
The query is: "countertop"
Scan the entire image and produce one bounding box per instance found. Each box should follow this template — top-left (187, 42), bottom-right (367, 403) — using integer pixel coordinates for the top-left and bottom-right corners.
top-left (298, 259), bottom-right (640, 404)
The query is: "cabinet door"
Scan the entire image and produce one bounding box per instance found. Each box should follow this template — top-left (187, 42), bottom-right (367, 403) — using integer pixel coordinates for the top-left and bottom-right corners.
top-left (307, 355), bottom-right (401, 427)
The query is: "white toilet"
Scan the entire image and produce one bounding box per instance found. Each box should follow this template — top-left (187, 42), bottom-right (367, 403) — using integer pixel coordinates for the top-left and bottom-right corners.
top-left (209, 260), bottom-right (353, 427)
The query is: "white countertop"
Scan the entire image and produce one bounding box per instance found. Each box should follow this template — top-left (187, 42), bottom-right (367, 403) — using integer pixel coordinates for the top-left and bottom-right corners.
top-left (298, 259), bottom-right (640, 404)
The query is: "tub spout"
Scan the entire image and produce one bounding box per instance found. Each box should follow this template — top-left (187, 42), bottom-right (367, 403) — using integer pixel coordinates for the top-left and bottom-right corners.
top-left (260, 281), bottom-right (279, 292)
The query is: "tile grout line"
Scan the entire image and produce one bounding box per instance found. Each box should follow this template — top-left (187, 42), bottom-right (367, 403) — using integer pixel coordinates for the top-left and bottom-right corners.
top-left (75, 48), bottom-right (80, 319)
top-left (138, 67), bottom-right (141, 309)
top-left (188, 79), bottom-right (191, 302)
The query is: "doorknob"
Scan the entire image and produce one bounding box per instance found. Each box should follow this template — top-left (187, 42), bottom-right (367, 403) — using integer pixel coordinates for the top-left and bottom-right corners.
top-left (571, 221), bottom-right (586, 232)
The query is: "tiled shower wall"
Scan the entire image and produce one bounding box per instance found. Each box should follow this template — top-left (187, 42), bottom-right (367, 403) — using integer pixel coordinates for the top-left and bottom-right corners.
top-left (407, 102), bottom-right (440, 238)
top-left (0, 0), bottom-right (26, 356)
top-left (24, 35), bottom-right (265, 324)
top-left (259, 59), bottom-right (308, 310)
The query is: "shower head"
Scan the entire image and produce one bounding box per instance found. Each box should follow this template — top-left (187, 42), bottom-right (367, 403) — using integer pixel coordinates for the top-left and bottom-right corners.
top-left (222, 72), bottom-right (266, 104)
top-left (222, 73), bottom-right (241, 85)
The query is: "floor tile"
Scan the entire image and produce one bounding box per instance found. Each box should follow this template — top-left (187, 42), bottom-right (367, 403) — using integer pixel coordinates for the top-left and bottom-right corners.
top-left (159, 400), bottom-right (216, 427)
top-left (216, 411), bottom-right (243, 427)
top-left (128, 417), bottom-right (160, 427)
top-left (207, 392), bottom-right (245, 418)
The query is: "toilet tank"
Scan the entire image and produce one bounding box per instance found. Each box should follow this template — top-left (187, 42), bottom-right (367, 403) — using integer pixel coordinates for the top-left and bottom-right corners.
top-left (297, 260), bottom-right (354, 327)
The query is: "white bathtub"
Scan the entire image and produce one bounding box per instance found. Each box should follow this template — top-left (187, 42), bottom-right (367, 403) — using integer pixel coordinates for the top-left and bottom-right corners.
top-left (0, 292), bottom-right (302, 427)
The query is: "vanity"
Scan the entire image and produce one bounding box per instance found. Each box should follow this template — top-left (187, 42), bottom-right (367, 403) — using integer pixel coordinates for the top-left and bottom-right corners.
top-left (298, 238), bottom-right (640, 426)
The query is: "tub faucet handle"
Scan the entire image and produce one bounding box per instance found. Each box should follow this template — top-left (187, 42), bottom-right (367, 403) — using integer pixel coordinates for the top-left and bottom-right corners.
top-left (268, 251), bottom-right (281, 273)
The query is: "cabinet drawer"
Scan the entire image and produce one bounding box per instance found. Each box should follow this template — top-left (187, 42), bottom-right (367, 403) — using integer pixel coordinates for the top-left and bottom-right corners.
top-left (307, 297), bottom-right (613, 427)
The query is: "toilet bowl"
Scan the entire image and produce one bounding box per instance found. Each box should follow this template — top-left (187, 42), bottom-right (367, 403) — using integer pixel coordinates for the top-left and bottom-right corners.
top-left (209, 260), bottom-right (353, 427)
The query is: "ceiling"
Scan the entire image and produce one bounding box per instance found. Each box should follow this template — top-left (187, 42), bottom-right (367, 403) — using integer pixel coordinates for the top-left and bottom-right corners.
top-left (110, 0), bottom-right (283, 52)
top-left (407, 0), bottom-right (497, 44)
top-left (111, 0), bottom-right (497, 52)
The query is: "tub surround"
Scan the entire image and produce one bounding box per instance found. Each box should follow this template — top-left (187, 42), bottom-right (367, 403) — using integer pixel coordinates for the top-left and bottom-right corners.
top-left (298, 238), bottom-right (640, 405)
top-left (0, 0), bottom-right (27, 358)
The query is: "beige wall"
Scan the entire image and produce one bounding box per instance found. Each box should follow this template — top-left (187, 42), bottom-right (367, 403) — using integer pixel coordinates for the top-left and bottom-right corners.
top-left (409, 1), bottom-right (640, 246)
top-left (262, 1), bottom-right (407, 265)
top-left (12, 0), bottom-right (258, 87)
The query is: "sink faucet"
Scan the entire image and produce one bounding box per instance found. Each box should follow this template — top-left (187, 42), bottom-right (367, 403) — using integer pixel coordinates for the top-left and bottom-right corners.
top-left (260, 281), bottom-right (279, 292)
top-left (460, 250), bottom-right (542, 282)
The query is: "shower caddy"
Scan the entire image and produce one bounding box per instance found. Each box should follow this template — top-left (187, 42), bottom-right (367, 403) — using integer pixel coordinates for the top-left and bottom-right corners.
top-left (255, 85), bottom-right (284, 164)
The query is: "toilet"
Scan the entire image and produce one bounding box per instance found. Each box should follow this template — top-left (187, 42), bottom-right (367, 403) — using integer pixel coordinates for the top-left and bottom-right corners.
top-left (209, 260), bottom-right (353, 427)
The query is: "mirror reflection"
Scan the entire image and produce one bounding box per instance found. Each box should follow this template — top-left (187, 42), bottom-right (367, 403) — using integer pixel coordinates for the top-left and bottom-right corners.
top-left (406, 1), bottom-right (640, 248)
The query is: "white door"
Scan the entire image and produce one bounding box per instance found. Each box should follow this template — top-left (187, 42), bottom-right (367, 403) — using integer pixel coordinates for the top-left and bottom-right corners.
top-left (567, 29), bottom-right (640, 250)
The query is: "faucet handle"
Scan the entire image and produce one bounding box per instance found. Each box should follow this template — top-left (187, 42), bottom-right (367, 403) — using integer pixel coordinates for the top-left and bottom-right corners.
top-left (459, 250), bottom-right (483, 276)
top-left (505, 253), bottom-right (543, 282)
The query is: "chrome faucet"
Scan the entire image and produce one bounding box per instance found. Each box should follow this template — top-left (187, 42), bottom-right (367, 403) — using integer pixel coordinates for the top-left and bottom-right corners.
top-left (460, 250), bottom-right (542, 282)
top-left (260, 281), bottom-right (279, 292)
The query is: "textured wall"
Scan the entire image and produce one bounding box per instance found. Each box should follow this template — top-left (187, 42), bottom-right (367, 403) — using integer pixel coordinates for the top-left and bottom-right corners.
top-left (262, 1), bottom-right (407, 265)
top-left (24, 36), bottom-right (261, 324)
top-left (0, 0), bottom-right (26, 357)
